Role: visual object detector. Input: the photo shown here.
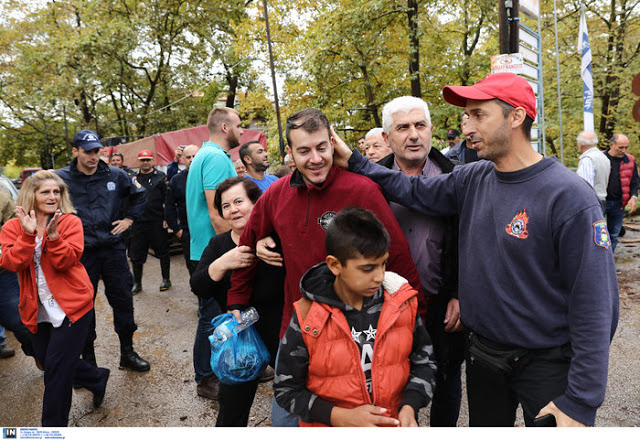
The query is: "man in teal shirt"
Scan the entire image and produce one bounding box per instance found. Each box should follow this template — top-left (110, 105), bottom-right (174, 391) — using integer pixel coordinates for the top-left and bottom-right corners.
top-left (186, 106), bottom-right (243, 400)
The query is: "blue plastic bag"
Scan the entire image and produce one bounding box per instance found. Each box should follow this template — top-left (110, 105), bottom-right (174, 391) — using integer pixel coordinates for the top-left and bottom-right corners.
top-left (209, 309), bottom-right (270, 385)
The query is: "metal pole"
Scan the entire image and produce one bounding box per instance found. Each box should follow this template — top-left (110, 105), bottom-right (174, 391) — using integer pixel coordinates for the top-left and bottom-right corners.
top-left (538, 10), bottom-right (546, 156)
top-left (262, 0), bottom-right (286, 161)
top-left (499, 0), bottom-right (510, 54)
top-left (509, 0), bottom-right (520, 54)
top-left (553, 0), bottom-right (564, 163)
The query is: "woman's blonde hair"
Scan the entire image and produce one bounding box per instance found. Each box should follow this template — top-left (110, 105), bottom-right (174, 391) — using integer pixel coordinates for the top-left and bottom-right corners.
top-left (17, 170), bottom-right (75, 214)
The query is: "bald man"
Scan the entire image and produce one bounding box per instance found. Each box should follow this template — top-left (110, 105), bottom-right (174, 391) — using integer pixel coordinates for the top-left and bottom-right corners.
top-left (165, 144), bottom-right (199, 275)
top-left (604, 133), bottom-right (638, 251)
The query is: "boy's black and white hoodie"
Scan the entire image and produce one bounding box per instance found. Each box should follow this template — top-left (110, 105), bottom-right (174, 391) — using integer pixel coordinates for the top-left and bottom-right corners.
top-left (273, 262), bottom-right (437, 425)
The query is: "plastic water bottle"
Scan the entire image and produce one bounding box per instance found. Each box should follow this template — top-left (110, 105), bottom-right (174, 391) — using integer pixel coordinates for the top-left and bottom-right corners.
top-left (236, 307), bottom-right (259, 333)
top-left (211, 318), bottom-right (234, 343)
top-left (210, 308), bottom-right (260, 343)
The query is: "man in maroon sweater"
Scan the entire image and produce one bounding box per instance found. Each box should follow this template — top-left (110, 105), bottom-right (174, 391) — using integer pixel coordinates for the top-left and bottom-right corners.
top-left (226, 109), bottom-right (423, 426)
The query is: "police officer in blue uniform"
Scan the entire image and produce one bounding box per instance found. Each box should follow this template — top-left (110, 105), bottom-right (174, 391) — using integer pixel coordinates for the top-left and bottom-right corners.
top-left (56, 130), bottom-right (150, 372)
top-left (130, 150), bottom-right (171, 293)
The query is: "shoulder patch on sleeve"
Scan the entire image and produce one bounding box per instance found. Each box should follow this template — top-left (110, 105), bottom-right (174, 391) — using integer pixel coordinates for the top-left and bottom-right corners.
top-left (593, 220), bottom-right (611, 249)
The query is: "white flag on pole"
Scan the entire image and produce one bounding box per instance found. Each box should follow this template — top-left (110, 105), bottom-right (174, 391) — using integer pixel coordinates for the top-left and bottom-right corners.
top-left (578, 6), bottom-right (594, 132)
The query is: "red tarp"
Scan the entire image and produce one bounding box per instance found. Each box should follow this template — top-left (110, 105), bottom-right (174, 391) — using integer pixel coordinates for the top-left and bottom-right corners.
top-left (108, 125), bottom-right (267, 167)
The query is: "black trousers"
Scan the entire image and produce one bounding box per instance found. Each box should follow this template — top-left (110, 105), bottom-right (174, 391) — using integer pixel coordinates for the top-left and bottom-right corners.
top-left (216, 379), bottom-right (260, 426)
top-left (31, 310), bottom-right (109, 426)
top-left (81, 247), bottom-right (137, 344)
top-left (424, 294), bottom-right (465, 426)
top-left (129, 221), bottom-right (170, 265)
top-left (465, 332), bottom-right (572, 427)
top-left (180, 229), bottom-right (197, 276)
top-left (214, 304), bottom-right (281, 427)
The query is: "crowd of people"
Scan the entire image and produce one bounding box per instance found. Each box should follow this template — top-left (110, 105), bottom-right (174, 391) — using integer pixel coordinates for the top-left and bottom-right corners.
top-left (0, 72), bottom-right (631, 428)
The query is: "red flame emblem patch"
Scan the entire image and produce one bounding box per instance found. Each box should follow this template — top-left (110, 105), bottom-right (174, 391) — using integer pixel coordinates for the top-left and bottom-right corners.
top-left (505, 209), bottom-right (530, 239)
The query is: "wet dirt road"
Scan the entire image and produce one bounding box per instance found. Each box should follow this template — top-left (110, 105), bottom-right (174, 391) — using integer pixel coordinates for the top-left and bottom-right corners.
top-left (1, 223), bottom-right (639, 427)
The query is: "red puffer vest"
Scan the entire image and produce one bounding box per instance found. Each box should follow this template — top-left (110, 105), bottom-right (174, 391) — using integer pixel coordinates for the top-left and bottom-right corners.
top-left (620, 153), bottom-right (636, 207)
top-left (293, 272), bottom-right (418, 427)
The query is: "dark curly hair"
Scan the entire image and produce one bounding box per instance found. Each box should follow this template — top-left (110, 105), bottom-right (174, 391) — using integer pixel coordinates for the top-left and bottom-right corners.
top-left (213, 177), bottom-right (262, 217)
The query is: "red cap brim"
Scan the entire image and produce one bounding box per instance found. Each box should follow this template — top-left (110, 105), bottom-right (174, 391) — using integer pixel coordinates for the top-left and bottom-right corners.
top-left (442, 85), bottom-right (497, 108)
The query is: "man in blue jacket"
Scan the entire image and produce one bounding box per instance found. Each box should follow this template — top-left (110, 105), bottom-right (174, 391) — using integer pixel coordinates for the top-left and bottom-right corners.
top-left (57, 130), bottom-right (150, 372)
top-left (165, 144), bottom-right (199, 275)
top-left (332, 73), bottom-right (619, 427)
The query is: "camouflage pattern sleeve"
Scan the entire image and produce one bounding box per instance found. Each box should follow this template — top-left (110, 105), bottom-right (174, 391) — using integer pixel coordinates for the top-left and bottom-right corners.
top-left (273, 313), bottom-right (335, 425)
top-left (400, 314), bottom-right (438, 415)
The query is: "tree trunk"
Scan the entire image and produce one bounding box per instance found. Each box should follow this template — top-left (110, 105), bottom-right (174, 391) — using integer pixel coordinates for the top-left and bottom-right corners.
top-left (360, 64), bottom-right (381, 127)
top-left (77, 90), bottom-right (93, 125)
top-left (226, 75), bottom-right (238, 108)
top-left (599, 0), bottom-right (621, 140)
top-left (407, 0), bottom-right (421, 98)
top-left (546, 135), bottom-right (558, 157)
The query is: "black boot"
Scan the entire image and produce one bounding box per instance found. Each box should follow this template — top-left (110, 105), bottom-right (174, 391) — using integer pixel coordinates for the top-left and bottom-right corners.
top-left (118, 334), bottom-right (150, 372)
top-left (159, 257), bottom-right (171, 291)
top-left (131, 263), bottom-right (143, 295)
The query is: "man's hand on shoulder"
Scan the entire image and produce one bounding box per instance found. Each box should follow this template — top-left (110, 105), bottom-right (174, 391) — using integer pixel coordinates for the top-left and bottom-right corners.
top-left (330, 127), bottom-right (352, 169)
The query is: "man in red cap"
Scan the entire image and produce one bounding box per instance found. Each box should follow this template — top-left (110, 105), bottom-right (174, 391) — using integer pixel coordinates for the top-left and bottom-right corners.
top-left (332, 72), bottom-right (619, 427)
top-left (130, 149), bottom-right (171, 293)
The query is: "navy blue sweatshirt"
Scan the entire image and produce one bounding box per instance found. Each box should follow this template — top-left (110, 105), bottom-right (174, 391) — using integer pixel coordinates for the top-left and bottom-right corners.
top-left (348, 150), bottom-right (619, 426)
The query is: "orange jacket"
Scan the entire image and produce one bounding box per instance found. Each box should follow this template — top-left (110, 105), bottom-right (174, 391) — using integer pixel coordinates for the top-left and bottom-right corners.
top-left (294, 280), bottom-right (418, 427)
top-left (0, 213), bottom-right (94, 333)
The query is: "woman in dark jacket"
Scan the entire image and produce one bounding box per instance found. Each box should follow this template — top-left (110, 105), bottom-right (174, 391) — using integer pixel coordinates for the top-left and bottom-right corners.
top-left (190, 177), bottom-right (284, 426)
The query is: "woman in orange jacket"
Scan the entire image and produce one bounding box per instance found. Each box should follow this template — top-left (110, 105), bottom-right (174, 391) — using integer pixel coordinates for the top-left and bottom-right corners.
top-left (0, 170), bottom-right (110, 427)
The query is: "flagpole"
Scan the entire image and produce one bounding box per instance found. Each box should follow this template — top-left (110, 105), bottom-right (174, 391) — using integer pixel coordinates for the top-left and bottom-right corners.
top-left (579, 5), bottom-right (595, 132)
top-left (538, 11), bottom-right (546, 156)
top-left (553, 0), bottom-right (564, 164)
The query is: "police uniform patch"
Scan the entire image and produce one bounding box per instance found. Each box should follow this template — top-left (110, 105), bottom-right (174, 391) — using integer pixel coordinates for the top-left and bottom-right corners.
top-left (317, 211), bottom-right (336, 230)
top-left (593, 220), bottom-right (611, 249)
top-left (505, 209), bottom-right (530, 239)
top-left (107, 181), bottom-right (116, 191)
top-left (83, 133), bottom-right (99, 142)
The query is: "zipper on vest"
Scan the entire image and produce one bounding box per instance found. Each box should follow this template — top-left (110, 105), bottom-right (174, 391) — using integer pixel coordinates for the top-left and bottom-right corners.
top-left (332, 313), bottom-right (372, 404)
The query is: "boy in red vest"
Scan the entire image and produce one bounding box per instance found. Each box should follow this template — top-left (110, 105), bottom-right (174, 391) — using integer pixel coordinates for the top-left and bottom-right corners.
top-left (274, 207), bottom-right (436, 427)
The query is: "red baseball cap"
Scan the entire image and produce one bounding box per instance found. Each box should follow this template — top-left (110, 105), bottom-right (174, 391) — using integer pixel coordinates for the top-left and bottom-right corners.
top-left (442, 73), bottom-right (537, 120)
top-left (137, 149), bottom-right (154, 159)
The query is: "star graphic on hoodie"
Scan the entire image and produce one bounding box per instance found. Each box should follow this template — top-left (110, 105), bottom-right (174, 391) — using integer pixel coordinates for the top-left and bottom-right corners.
top-left (363, 324), bottom-right (377, 341)
top-left (351, 327), bottom-right (362, 342)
